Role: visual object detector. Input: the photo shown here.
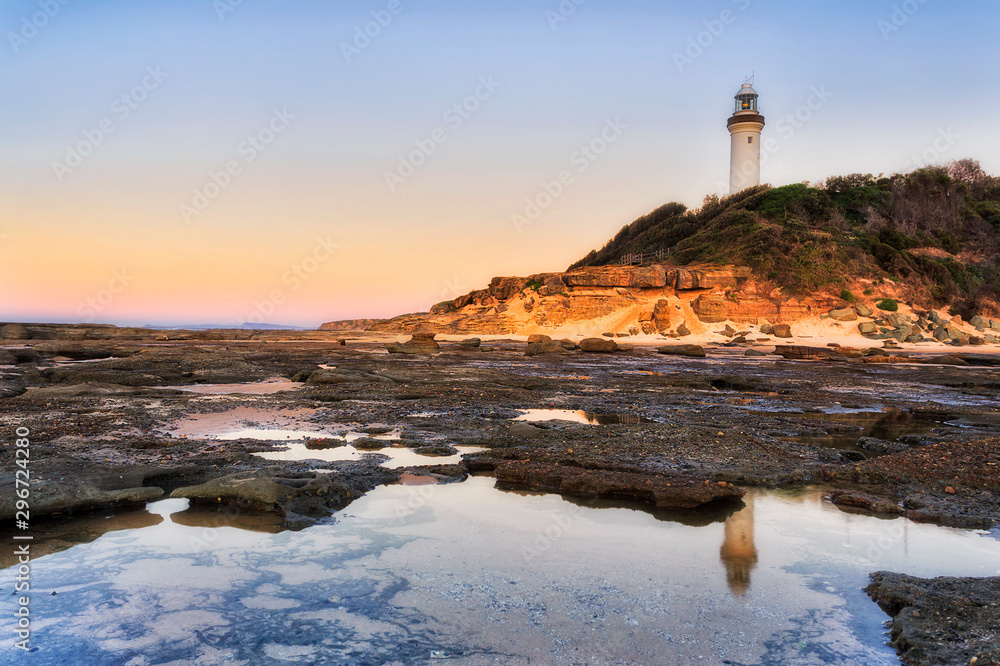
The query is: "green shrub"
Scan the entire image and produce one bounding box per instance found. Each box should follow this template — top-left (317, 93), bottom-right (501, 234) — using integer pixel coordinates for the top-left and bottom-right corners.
top-left (863, 288), bottom-right (874, 296)
top-left (875, 298), bottom-right (899, 312)
top-left (527, 279), bottom-right (542, 292)
top-left (840, 289), bottom-right (856, 302)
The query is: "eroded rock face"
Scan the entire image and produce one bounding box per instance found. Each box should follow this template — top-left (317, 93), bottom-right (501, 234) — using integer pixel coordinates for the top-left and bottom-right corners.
top-left (674, 266), bottom-right (751, 290)
top-left (564, 265), bottom-right (667, 288)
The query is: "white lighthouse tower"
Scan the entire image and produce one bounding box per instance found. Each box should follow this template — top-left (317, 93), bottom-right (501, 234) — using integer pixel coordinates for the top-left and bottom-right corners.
top-left (727, 82), bottom-right (765, 193)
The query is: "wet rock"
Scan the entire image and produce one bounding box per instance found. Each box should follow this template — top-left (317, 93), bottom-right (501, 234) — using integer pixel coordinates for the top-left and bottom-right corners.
top-left (0, 478), bottom-right (163, 521)
top-left (353, 438), bottom-right (390, 450)
top-left (0, 379), bottom-right (26, 399)
top-left (386, 333), bottom-right (441, 355)
top-left (307, 369), bottom-right (393, 385)
top-left (829, 490), bottom-right (903, 514)
top-left (856, 436), bottom-right (910, 456)
top-left (491, 460), bottom-right (745, 509)
top-left (924, 356), bottom-right (969, 366)
top-left (0, 323), bottom-right (30, 340)
top-left (525, 337), bottom-right (566, 356)
top-left (657, 344), bottom-right (706, 358)
top-left (579, 338), bottom-right (618, 353)
top-left (412, 445), bottom-right (459, 457)
top-left (171, 470), bottom-right (368, 528)
top-left (558, 339), bottom-right (578, 350)
top-left (773, 346), bottom-right (841, 361)
top-left (744, 349), bottom-right (767, 357)
top-left (865, 572), bottom-right (1000, 666)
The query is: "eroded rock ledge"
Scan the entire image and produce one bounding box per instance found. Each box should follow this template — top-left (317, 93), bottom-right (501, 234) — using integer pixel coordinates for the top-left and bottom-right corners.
top-left (866, 572), bottom-right (1000, 666)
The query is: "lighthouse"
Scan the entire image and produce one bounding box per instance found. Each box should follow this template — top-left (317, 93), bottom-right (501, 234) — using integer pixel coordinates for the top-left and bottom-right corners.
top-left (727, 82), bottom-right (765, 193)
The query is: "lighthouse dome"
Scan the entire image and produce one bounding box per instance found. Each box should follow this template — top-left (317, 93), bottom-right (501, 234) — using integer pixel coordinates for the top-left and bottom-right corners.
top-left (734, 83), bottom-right (759, 114)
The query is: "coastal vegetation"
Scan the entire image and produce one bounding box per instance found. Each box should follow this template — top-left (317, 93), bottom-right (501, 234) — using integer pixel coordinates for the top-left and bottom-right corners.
top-left (570, 160), bottom-right (1000, 318)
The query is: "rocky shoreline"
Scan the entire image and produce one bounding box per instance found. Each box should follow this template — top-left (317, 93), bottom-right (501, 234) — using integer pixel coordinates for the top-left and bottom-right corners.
top-left (2, 325), bottom-right (999, 664)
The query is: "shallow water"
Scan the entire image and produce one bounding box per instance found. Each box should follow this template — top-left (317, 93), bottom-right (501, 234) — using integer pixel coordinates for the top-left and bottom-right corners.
top-left (6, 479), bottom-right (1000, 664)
top-left (168, 378), bottom-right (304, 395)
top-left (256, 442), bottom-right (487, 469)
top-left (515, 409), bottom-right (651, 425)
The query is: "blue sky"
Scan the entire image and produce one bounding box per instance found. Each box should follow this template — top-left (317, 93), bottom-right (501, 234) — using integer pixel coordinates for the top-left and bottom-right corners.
top-left (2, 0), bottom-right (999, 326)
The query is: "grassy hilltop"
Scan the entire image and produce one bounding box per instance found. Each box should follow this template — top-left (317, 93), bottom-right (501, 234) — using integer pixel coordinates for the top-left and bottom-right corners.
top-left (570, 160), bottom-right (1000, 318)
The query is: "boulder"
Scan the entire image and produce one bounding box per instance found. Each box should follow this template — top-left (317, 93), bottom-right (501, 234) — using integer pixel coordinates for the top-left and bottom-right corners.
top-left (676, 322), bottom-right (692, 337)
top-left (171, 470), bottom-right (361, 528)
top-left (759, 324), bottom-right (773, 335)
top-left (459, 337), bottom-right (482, 348)
top-left (524, 338), bottom-right (565, 356)
top-left (858, 322), bottom-right (878, 335)
top-left (657, 344), bottom-right (706, 358)
top-left (386, 332), bottom-right (440, 355)
top-left (652, 299), bottom-right (672, 333)
top-left (771, 324), bottom-right (793, 338)
top-left (855, 303), bottom-right (874, 318)
top-left (830, 308), bottom-right (857, 322)
top-left (744, 349), bottom-right (767, 357)
top-left (887, 312), bottom-right (910, 328)
top-left (0, 323), bottom-right (29, 340)
top-left (971, 315), bottom-right (988, 331)
top-left (579, 338), bottom-right (618, 353)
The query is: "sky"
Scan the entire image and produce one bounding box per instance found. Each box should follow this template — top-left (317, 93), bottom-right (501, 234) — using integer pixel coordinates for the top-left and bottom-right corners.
top-left (2, 0), bottom-right (999, 328)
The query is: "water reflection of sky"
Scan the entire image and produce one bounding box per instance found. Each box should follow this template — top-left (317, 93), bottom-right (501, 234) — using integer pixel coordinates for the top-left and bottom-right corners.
top-left (5, 480), bottom-right (1000, 664)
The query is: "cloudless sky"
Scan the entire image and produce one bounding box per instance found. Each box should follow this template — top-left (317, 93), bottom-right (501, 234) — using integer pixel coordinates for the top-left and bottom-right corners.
top-left (3, 0), bottom-right (999, 327)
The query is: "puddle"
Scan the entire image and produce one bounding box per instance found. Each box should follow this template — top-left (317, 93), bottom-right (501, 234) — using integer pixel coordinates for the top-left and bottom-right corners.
top-left (9, 479), bottom-right (1000, 664)
top-left (778, 409), bottom-right (953, 451)
top-left (255, 442), bottom-right (486, 469)
top-left (515, 409), bottom-right (651, 425)
top-left (168, 378), bottom-right (303, 395)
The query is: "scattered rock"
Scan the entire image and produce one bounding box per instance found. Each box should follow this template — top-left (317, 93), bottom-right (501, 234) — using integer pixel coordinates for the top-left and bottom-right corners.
top-left (0, 323), bottom-right (30, 340)
top-left (657, 344), bottom-right (706, 358)
top-left (830, 308), bottom-right (858, 322)
top-left (771, 324), bottom-right (793, 338)
top-left (386, 332), bottom-right (441, 355)
top-left (579, 338), bottom-right (618, 353)
top-left (459, 338), bottom-right (482, 348)
top-left (855, 303), bottom-right (874, 318)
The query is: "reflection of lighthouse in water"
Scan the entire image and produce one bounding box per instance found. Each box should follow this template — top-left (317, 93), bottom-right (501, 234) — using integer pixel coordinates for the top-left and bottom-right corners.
top-left (720, 496), bottom-right (758, 596)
